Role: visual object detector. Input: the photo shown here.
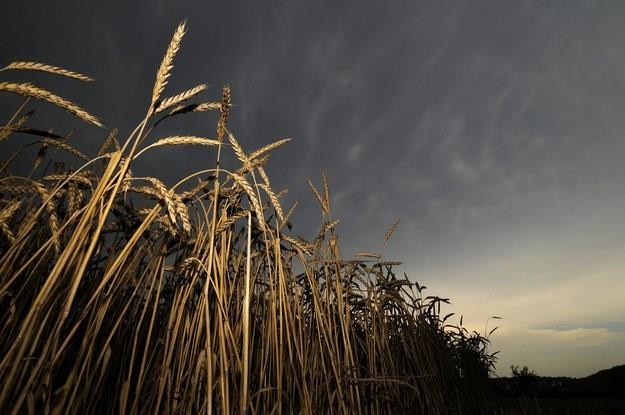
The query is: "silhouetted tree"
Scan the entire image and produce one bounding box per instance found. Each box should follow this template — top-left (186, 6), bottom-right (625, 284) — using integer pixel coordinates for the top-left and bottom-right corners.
top-left (511, 365), bottom-right (538, 395)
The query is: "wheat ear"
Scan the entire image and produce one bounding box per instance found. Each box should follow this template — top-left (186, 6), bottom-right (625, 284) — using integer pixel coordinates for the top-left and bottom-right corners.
top-left (2, 61), bottom-right (94, 82)
top-left (280, 201), bottom-right (298, 231)
top-left (383, 219), bottom-right (400, 244)
top-left (168, 101), bottom-right (221, 116)
top-left (216, 85), bottom-right (231, 139)
top-left (226, 130), bottom-right (252, 171)
top-left (97, 129), bottom-right (120, 156)
top-left (215, 210), bottom-right (250, 233)
top-left (316, 219), bottom-right (340, 239)
top-left (321, 171), bottom-right (330, 213)
top-left (231, 173), bottom-right (263, 222)
top-left (155, 83), bottom-right (207, 113)
top-left (0, 199), bottom-right (21, 225)
top-left (151, 20), bottom-right (187, 110)
top-left (307, 179), bottom-right (328, 214)
top-left (41, 138), bottom-right (89, 161)
top-left (0, 113), bottom-right (31, 142)
top-left (150, 136), bottom-right (220, 148)
top-left (259, 183), bottom-right (284, 222)
top-left (249, 138), bottom-right (292, 161)
top-left (355, 251), bottom-right (382, 259)
top-left (0, 82), bottom-right (102, 127)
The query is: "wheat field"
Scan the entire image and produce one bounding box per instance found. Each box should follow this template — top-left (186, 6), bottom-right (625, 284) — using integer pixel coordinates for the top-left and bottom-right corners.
top-left (0, 21), bottom-right (498, 414)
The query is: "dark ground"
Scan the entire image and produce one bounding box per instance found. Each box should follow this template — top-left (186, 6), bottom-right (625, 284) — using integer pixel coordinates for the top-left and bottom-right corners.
top-left (490, 364), bottom-right (625, 414)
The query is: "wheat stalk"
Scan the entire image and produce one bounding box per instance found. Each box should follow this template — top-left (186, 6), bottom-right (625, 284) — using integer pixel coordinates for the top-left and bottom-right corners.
top-left (33, 184), bottom-right (61, 253)
top-left (0, 82), bottom-right (102, 127)
top-left (168, 101), bottom-right (221, 116)
top-left (0, 113), bottom-right (31, 142)
top-left (226, 130), bottom-right (251, 171)
top-left (377, 261), bottom-right (403, 266)
top-left (0, 222), bottom-right (15, 242)
top-left (321, 171), bottom-right (330, 213)
top-left (355, 251), bottom-right (382, 259)
top-left (151, 136), bottom-right (219, 148)
top-left (66, 182), bottom-right (82, 215)
top-left (172, 192), bottom-right (191, 234)
top-left (315, 219), bottom-right (341, 241)
top-left (259, 183), bottom-right (284, 222)
top-left (195, 102), bottom-right (221, 112)
top-left (249, 138), bottom-right (292, 162)
top-left (231, 173), bottom-right (263, 222)
top-left (32, 140), bottom-right (49, 172)
top-left (383, 219), bottom-right (400, 244)
top-left (2, 61), bottom-right (94, 82)
top-left (119, 157), bottom-right (133, 196)
top-left (323, 219), bottom-right (340, 233)
top-left (143, 177), bottom-right (190, 234)
top-left (0, 182), bottom-right (36, 195)
top-left (281, 234), bottom-right (312, 254)
top-left (145, 177), bottom-right (178, 227)
top-left (235, 156), bottom-right (269, 177)
top-left (180, 180), bottom-right (211, 202)
top-left (151, 20), bottom-right (187, 110)
top-left (307, 179), bottom-right (328, 214)
top-left (97, 129), bottom-right (119, 156)
top-left (0, 199), bottom-right (19, 241)
top-left (215, 210), bottom-right (249, 234)
top-left (257, 166), bottom-right (271, 186)
top-left (134, 136), bottom-right (220, 160)
top-left (131, 186), bottom-right (161, 199)
top-left (280, 201), bottom-right (298, 231)
top-left (39, 138), bottom-right (89, 162)
top-left (0, 199), bottom-right (21, 225)
top-left (216, 85), bottom-right (231, 140)
top-left (155, 83), bottom-right (207, 113)
top-left (42, 172), bottom-right (94, 187)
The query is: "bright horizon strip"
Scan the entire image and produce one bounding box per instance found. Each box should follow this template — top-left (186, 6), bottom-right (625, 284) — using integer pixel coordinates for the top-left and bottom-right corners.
top-left (421, 252), bottom-right (625, 378)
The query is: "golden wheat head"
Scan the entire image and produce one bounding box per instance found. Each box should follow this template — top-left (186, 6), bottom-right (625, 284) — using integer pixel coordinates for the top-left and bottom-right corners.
top-left (2, 61), bottom-right (94, 82)
top-left (151, 20), bottom-right (187, 111)
top-left (0, 82), bottom-right (102, 127)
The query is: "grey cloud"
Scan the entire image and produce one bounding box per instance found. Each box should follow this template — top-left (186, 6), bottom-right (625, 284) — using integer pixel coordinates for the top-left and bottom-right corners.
top-left (537, 322), bottom-right (625, 334)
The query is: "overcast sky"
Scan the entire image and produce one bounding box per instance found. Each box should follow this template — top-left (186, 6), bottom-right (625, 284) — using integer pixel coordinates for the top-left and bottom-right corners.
top-left (2, 0), bottom-right (625, 377)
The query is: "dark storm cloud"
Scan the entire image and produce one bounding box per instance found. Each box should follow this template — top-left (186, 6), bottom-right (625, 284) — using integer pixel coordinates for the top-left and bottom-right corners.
top-left (2, 0), bottom-right (625, 376)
